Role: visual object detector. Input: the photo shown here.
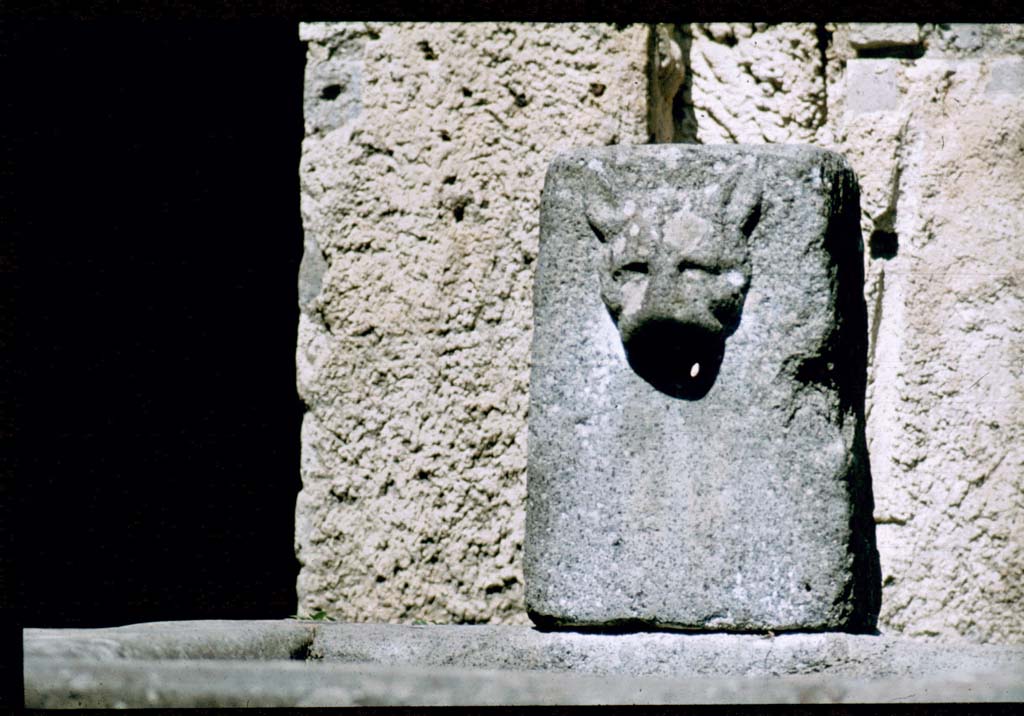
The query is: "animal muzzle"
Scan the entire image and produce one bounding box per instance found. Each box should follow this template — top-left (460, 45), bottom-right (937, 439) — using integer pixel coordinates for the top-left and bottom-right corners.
top-left (620, 317), bottom-right (725, 400)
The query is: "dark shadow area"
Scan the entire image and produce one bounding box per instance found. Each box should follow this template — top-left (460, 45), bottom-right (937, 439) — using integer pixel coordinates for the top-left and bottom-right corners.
top-left (856, 44), bottom-right (926, 60)
top-left (624, 319), bottom-right (725, 400)
top-left (8, 19), bottom-right (306, 628)
top-left (528, 611), bottom-right (881, 636)
top-left (869, 229), bottom-right (899, 260)
top-left (672, 25), bottom-right (699, 143)
top-left (824, 171), bottom-right (883, 633)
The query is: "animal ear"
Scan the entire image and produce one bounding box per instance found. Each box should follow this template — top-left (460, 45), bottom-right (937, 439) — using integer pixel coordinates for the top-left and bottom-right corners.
top-left (583, 175), bottom-right (621, 244)
top-left (719, 165), bottom-right (763, 238)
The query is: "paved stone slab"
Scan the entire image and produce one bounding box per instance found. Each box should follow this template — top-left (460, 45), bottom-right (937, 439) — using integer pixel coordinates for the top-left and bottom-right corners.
top-left (526, 145), bottom-right (880, 632)
top-left (23, 620), bottom-right (314, 661)
top-left (294, 22), bottom-right (657, 627)
top-left (309, 624), bottom-right (1024, 679)
top-left (24, 657), bottom-right (1024, 707)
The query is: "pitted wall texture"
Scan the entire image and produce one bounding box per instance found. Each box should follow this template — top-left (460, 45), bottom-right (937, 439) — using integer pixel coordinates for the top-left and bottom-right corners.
top-left (296, 22), bottom-right (666, 624)
top-left (677, 23), bottom-right (827, 144)
top-left (824, 26), bottom-right (1024, 644)
top-left (298, 22), bottom-right (1023, 643)
top-left (678, 22), bottom-right (1024, 643)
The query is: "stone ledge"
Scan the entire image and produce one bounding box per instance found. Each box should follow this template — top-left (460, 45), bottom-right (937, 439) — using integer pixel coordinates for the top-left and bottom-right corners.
top-left (310, 623), bottom-right (1024, 679)
top-left (23, 621), bottom-right (1024, 706)
top-left (23, 620), bottom-right (314, 662)
top-left (25, 656), bottom-right (1024, 707)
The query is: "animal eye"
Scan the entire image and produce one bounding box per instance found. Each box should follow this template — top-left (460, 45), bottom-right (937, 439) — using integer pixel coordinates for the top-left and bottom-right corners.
top-left (612, 262), bottom-right (648, 282)
top-left (586, 217), bottom-right (607, 243)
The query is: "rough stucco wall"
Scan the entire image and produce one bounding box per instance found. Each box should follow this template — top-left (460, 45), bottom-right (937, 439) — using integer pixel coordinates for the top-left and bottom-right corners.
top-left (678, 23), bottom-right (827, 144)
top-left (823, 25), bottom-right (1024, 643)
top-left (297, 21), bottom-right (1023, 643)
top-left (296, 22), bottom-right (673, 624)
top-left (657, 22), bottom-right (1024, 643)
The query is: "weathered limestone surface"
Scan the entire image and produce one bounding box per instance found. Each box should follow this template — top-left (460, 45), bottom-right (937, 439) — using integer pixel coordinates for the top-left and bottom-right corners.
top-left (637, 21), bottom-right (1024, 643)
top-left (24, 622), bottom-right (1024, 706)
top-left (823, 28), bottom-right (1024, 644)
top-left (919, 23), bottom-right (1024, 57)
top-left (296, 22), bottom-right (672, 625)
top-left (526, 145), bottom-right (879, 631)
top-left (307, 623), bottom-right (1024, 679)
top-left (26, 657), bottom-right (1024, 707)
top-left (678, 23), bottom-right (827, 144)
top-left (846, 23), bottom-right (921, 51)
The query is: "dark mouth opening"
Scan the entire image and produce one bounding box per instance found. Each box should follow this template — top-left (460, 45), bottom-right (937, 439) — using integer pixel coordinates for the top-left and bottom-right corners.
top-left (623, 319), bottom-right (725, 400)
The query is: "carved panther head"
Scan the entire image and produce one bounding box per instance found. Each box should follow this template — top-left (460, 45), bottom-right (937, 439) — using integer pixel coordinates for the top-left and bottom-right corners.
top-left (584, 167), bottom-right (762, 398)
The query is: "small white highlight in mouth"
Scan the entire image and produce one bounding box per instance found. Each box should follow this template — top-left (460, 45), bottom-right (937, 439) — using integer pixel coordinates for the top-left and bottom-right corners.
top-left (690, 362), bottom-right (700, 378)
top-left (725, 270), bottom-right (746, 288)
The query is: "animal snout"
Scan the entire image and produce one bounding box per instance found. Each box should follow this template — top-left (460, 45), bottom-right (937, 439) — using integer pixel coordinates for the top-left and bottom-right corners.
top-left (614, 271), bottom-right (732, 346)
top-left (602, 265), bottom-right (748, 401)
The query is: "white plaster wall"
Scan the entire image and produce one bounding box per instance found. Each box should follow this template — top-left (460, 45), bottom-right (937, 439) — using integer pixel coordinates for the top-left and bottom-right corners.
top-left (297, 22), bottom-right (1023, 643)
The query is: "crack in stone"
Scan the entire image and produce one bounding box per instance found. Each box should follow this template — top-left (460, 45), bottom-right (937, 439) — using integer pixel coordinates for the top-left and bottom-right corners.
top-left (815, 23), bottom-right (832, 129)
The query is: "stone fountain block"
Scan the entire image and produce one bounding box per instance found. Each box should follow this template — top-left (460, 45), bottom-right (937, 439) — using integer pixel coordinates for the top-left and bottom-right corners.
top-left (525, 145), bottom-right (881, 632)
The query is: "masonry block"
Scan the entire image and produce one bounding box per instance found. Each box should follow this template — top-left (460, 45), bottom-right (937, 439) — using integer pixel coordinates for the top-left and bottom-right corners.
top-left (525, 145), bottom-right (881, 632)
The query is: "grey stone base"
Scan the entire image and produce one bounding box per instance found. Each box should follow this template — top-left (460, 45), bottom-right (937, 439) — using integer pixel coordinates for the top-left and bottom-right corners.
top-left (24, 621), bottom-right (1024, 707)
